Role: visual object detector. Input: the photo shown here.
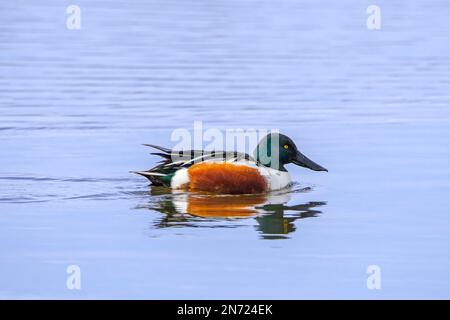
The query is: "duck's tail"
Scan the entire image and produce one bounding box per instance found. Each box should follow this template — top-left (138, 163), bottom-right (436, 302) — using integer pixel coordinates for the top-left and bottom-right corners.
top-left (131, 170), bottom-right (171, 186)
top-left (133, 143), bottom-right (177, 186)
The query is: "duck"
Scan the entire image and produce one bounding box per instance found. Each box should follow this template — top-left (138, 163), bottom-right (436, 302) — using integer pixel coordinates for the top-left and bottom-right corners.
top-left (134, 133), bottom-right (327, 194)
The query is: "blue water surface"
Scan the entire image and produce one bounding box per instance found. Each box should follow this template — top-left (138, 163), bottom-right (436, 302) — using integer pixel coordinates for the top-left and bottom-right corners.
top-left (1, 0), bottom-right (450, 299)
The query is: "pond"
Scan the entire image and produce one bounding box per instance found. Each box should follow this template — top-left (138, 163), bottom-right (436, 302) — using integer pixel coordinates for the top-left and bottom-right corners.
top-left (1, 0), bottom-right (449, 299)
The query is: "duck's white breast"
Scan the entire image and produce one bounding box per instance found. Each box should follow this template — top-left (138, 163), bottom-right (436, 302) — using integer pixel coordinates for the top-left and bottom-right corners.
top-left (233, 160), bottom-right (291, 191)
top-left (257, 166), bottom-right (291, 191)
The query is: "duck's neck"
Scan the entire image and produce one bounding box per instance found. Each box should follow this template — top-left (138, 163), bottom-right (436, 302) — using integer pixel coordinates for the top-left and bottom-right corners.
top-left (254, 155), bottom-right (287, 172)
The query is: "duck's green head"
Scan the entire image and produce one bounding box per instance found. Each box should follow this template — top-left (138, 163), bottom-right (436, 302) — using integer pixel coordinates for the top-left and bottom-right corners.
top-left (254, 133), bottom-right (328, 172)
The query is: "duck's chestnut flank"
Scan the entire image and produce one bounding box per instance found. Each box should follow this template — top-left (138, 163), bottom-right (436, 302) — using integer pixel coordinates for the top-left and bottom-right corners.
top-left (188, 163), bottom-right (268, 194)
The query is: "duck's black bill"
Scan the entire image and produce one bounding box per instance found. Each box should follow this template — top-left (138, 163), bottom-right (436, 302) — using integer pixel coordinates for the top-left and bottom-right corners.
top-left (292, 151), bottom-right (328, 172)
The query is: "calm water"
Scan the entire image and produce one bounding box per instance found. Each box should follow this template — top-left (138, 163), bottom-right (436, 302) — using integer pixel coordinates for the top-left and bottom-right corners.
top-left (1, 0), bottom-right (450, 299)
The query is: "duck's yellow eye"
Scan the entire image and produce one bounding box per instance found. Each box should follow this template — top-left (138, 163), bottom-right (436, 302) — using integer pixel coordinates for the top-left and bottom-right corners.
top-left (283, 144), bottom-right (289, 150)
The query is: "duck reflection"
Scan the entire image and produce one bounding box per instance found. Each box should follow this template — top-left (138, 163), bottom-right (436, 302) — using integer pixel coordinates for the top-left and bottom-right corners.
top-left (255, 200), bottom-right (324, 239)
top-left (140, 187), bottom-right (326, 239)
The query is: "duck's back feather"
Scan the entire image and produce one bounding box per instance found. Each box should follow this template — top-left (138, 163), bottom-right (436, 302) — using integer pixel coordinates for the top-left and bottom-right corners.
top-left (135, 145), bottom-right (254, 187)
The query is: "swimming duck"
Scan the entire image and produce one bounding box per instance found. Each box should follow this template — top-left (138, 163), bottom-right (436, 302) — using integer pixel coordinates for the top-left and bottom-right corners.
top-left (134, 133), bottom-right (327, 194)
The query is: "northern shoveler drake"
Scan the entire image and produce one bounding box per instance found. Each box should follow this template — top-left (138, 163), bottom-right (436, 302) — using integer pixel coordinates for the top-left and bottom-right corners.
top-left (134, 133), bottom-right (327, 194)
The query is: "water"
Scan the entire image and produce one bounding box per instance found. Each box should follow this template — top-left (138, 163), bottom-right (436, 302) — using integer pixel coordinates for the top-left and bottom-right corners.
top-left (1, 0), bottom-right (450, 299)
